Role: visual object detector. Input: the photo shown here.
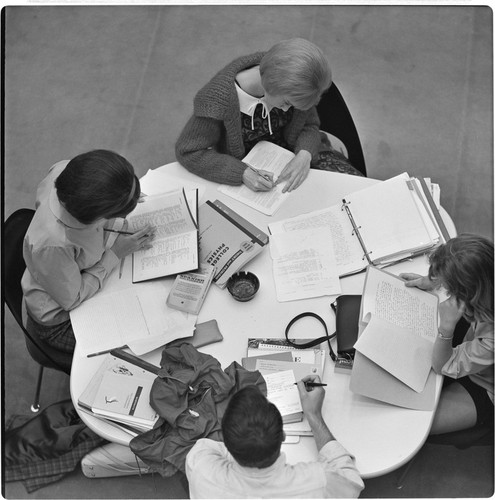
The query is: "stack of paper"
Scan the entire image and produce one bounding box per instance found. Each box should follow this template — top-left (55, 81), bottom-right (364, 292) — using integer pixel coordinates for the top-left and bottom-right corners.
top-left (263, 370), bottom-right (303, 424)
top-left (78, 351), bottom-right (160, 434)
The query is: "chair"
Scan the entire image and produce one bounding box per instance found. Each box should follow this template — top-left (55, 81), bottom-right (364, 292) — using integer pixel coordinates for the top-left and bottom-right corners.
top-left (316, 82), bottom-right (367, 176)
top-left (396, 316), bottom-right (494, 489)
top-left (3, 208), bottom-right (72, 412)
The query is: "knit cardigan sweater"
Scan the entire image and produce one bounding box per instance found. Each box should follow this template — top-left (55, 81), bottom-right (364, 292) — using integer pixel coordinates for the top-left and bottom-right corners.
top-left (175, 52), bottom-right (322, 185)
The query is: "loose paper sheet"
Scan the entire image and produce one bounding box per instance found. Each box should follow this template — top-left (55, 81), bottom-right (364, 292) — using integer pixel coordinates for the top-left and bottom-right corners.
top-left (269, 228), bottom-right (341, 301)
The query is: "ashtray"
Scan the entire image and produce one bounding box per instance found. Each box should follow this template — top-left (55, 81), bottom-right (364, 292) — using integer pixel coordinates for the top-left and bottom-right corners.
top-left (226, 272), bottom-right (260, 302)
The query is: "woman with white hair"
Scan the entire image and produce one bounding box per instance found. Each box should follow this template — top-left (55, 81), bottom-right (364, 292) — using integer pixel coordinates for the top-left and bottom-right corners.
top-left (176, 38), bottom-right (361, 194)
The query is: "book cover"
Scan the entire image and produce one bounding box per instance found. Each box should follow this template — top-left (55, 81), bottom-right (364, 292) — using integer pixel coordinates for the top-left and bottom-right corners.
top-left (198, 199), bottom-right (269, 288)
top-left (91, 371), bottom-right (159, 429)
top-left (127, 189), bottom-right (199, 283)
top-left (166, 264), bottom-right (215, 315)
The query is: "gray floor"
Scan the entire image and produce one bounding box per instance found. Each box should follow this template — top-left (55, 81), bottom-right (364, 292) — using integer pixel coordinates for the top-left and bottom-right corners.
top-left (3, 5), bottom-right (494, 499)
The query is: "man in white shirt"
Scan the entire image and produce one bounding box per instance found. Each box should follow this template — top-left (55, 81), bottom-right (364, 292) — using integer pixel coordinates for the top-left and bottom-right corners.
top-left (185, 376), bottom-right (364, 498)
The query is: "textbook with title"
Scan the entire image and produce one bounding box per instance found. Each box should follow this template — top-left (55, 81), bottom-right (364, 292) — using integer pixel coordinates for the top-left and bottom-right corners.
top-left (269, 173), bottom-right (449, 278)
top-left (127, 189), bottom-right (199, 283)
top-left (198, 199), bottom-right (269, 288)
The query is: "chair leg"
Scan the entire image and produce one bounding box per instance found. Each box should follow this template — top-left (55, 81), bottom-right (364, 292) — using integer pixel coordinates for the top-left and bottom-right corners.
top-left (396, 455), bottom-right (417, 489)
top-left (31, 365), bottom-right (44, 412)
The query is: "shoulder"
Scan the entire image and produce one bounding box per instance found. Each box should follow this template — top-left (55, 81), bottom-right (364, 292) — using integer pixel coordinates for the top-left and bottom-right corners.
top-left (194, 52), bottom-right (265, 119)
top-left (187, 438), bottom-right (228, 465)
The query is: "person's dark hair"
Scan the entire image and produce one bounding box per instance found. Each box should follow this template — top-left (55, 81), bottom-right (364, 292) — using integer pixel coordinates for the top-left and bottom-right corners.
top-left (428, 233), bottom-right (494, 323)
top-left (55, 149), bottom-right (140, 224)
top-left (222, 385), bottom-right (284, 468)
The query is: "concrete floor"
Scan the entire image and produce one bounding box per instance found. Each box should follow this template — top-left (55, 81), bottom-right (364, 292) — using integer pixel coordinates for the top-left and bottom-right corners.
top-left (2, 5), bottom-right (494, 499)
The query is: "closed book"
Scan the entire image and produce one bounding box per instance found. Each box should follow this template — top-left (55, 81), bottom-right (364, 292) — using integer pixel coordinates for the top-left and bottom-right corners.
top-left (91, 371), bottom-right (159, 430)
top-left (166, 264), bottom-right (215, 315)
top-left (198, 199), bottom-right (269, 288)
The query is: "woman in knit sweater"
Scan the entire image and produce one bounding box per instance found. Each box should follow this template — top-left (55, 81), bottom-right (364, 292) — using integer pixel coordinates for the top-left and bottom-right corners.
top-left (175, 38), bottom-right (361, 193)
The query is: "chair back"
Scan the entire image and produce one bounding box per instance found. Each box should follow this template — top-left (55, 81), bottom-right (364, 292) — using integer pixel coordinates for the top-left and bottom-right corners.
top-left (316, 82), bottom-right (366, 176)
top-left (3, 209), bottom-right (72, 373)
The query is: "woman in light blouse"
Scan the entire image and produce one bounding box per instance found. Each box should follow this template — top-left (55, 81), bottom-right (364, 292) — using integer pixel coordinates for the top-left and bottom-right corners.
top-left (22, 150), bottom-right (155, 354)
top-left (401, 234), bottom-right (493, 434)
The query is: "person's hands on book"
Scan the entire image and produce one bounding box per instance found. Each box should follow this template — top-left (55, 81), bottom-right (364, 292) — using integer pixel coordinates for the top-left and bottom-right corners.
top-left (400, 272), bottom-right (438, 291)
top-left (276, 150), bottom-right (311, 193)
top-left (111, 224), bottom-right (156, 259)
top-left (242, 166), bottom-right (274, 192)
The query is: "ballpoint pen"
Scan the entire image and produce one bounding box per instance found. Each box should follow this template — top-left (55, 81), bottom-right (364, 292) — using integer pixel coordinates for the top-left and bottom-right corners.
top-left (247, 165), bottom-right (273, 183)
top-left (104, 228), bottom-right (134, 235)
top-left (294, 382), bottom-right (327, 387)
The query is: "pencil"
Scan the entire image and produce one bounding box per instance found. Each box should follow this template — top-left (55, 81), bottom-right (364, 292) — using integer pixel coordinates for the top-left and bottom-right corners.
top-left (247, 165), bottom-right (273, 183)
top-left (294, 382), bottom-right (327, 387)
top-left (104, 228), bottom-right (134, 235)
top-left (87, 345), bottom-right (128, 358)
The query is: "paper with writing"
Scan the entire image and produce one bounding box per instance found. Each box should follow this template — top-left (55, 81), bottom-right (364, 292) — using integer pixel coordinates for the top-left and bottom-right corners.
top-left (269, 227), bottom-right (341, 301)
top-left (264, 370), bottom-right (302, 417)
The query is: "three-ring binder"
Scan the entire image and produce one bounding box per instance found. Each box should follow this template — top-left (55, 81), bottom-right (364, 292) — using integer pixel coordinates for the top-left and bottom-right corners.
top-left (341, 199), bottom-right (373, 265)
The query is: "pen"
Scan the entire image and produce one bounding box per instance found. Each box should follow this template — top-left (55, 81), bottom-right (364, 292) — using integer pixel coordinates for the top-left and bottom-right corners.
top-left (247, 165), bottom-right (273, 183)
top-left (87, 345), bottom-right (128, 358)
top-left (119, 257), bottom-right (125, 279)
top-left (104, 228), bottom-right (134, 235)
top-left (294, 382), bottom-right (327, 387)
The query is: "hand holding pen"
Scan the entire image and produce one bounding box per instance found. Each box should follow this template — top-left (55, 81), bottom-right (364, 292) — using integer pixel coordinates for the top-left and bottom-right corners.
top-left (296, 375), bottom-right (326, 418)
top-left (242, 165), bottom-right (275, 192)
top-left (108, 223), bottom-right (156, 260)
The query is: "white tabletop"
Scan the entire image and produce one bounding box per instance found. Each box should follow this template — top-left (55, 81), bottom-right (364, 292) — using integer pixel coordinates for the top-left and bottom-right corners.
top-left (71, 164), bottom-right (455, 478)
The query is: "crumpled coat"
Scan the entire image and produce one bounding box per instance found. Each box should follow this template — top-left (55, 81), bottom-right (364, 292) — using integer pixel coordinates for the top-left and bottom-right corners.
top-left (130, 343), bottom-right (265, 476)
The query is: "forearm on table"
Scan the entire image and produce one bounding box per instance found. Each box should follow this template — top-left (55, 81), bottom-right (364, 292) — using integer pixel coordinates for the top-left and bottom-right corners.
top-left (306, 412), bottom-right (335, 451)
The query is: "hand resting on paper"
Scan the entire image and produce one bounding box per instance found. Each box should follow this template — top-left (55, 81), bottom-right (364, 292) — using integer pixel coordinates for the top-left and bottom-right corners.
top-left (400, 272), bottom-right (437, 291)
top-left (242, 167), bottom-right (274, 192)
top-left (111, 223), bottom-right (156, 259)
top-left (296, 375), bottom-right (335, 450)
top-left (276, 150), bottom-right (311, 193)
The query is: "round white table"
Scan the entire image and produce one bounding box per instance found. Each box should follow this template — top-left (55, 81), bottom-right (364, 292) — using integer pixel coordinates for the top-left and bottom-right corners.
top-left (71, 164), bottom-right (455, 478)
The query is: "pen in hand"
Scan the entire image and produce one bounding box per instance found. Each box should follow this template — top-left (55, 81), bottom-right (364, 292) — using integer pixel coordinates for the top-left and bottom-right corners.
top-left (294, 382), bottom-right (327, 387)
top-left (104, 228), bottom-right (134, 235)
top-left (247, 165), bottom-right (273, 183)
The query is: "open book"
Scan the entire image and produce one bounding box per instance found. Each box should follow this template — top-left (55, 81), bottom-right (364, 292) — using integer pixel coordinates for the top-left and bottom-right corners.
top-left (349, 266), bottom-right (439, 410)
top-left (269, 173), bottom-right (450, 277)
top-left (127, 189), bottom-right (199, 283)
top-left (218, 141), bottom-right (294, 216)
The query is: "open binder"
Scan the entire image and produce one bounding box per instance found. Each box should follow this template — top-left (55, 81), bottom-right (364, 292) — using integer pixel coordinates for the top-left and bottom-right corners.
top-left (269, 173), bottom-right (450, 277)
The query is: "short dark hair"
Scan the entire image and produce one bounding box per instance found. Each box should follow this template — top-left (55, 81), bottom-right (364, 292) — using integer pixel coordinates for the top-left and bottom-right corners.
top-left (222, 385), bottom-right (284, 468)
top-left (428, 233), bottom-right (494, 323)
top-left (55, 149), bottom-right (140, 224)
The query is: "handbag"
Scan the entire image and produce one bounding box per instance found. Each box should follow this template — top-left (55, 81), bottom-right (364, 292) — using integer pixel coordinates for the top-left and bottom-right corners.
top-left (284, 295), bottom-right (362, 366)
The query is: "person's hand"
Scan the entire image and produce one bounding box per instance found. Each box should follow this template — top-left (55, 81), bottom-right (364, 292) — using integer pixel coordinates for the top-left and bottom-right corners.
top-left (439, 295), bottom-right (466, 333)
top-left (276, 150), bottom-right (311, 193)
top-left (296, 374), bottom-right (325, 420)
top-left (110, 224), bottom-right (155, 259)
top-left (242, 167), bottom-right (274, 192)
top-left (400, 273), bottom-right (436, 291)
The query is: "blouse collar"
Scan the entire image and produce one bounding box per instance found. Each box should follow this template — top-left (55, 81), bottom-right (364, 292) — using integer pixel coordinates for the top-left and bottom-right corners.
top-left (235, 82), bottom-right (274, 135)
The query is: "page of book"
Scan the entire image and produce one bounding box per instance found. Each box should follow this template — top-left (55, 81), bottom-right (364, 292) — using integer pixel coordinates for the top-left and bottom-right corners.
top-left (218, 141), bottom-right (294, 216)
top-left (354, 315), bottom-right (433, 392)
top-left (360, 266), bottom-right (438, 340)
top-left (264, 370), bottom-right (302, 418)
top-left (269, 227), bottom-right (341, 301)
top-left (127, 189), bottom-right (199, 282)
top-left (345, 174), bottom-right (438, 262)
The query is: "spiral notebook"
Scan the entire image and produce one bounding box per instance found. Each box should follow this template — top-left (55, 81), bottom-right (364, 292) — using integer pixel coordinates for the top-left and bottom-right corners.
top-left (269, 173), bottom-right (449, 277)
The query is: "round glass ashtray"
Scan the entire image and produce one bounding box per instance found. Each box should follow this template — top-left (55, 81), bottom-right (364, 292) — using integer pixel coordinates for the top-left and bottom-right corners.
top-left (226, 271), bottom-right (260, 302)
